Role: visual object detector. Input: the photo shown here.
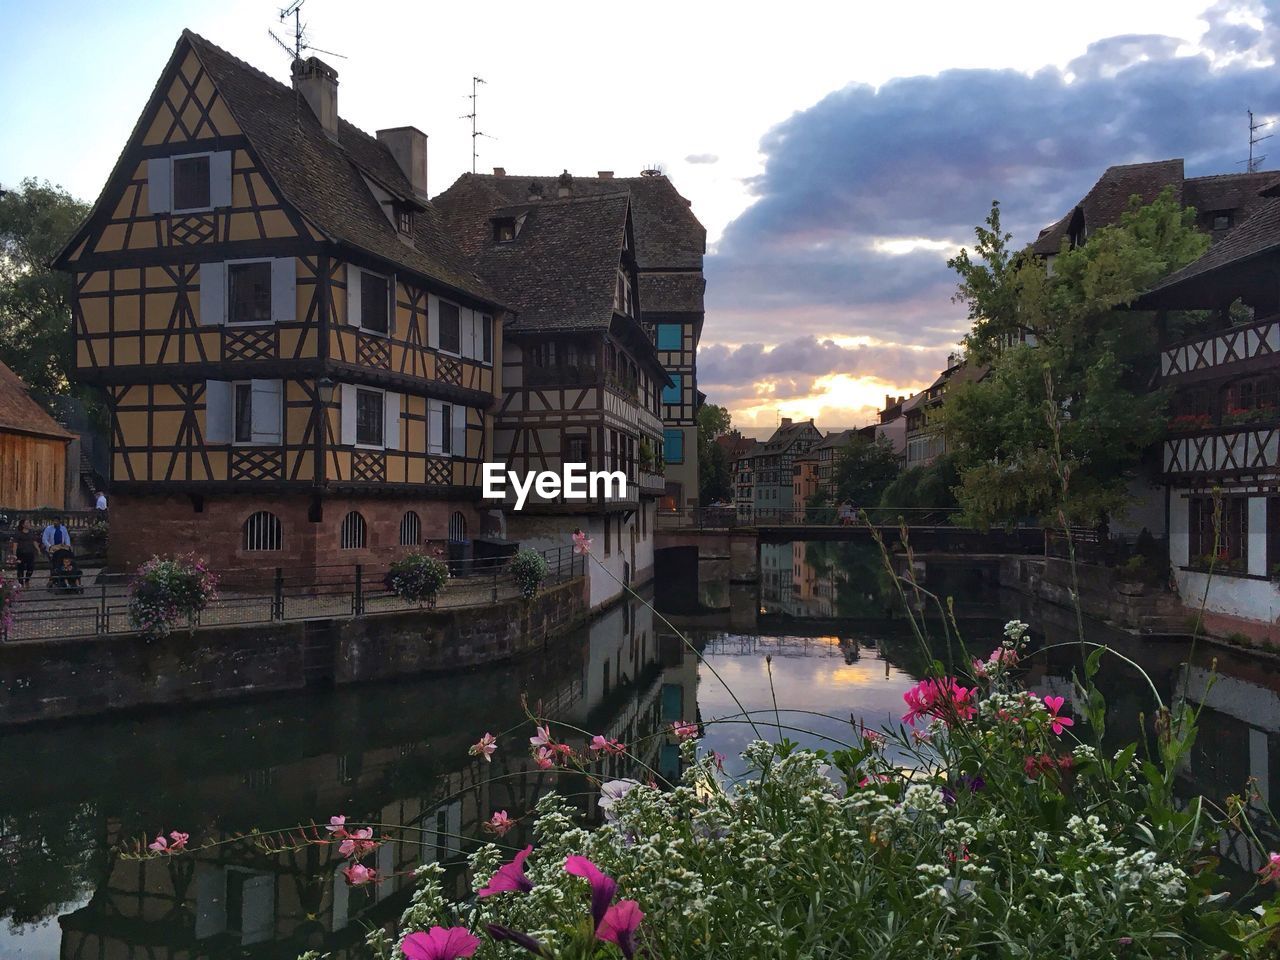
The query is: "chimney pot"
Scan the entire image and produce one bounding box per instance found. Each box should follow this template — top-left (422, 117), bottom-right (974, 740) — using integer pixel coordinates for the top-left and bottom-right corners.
top-left (376, 126), bottom-right (430, 201)
top-left (557, 169), bottom-right (573, 198)
top-left (528, 181), bottom-right (544, 201)
top-left (780, 417), bottom-right (792, 428)
top-left (598, 170), bottom-right (614, 179)
top-left (493, 167), bottom-right (506, 177)
top-left (292, 56), bottom-right (339, 140)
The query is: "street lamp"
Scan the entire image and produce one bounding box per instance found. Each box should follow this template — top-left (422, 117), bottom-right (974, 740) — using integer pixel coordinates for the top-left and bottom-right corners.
top-left (316, 375), bottom-right (336, 407)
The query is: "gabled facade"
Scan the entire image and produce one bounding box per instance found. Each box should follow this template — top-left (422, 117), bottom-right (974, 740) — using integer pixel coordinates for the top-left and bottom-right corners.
top-left (56, 33), bottom-right (507, 574)
top-left (751, 418), bottom-right (823, 517)
top-left (1137, 188), bottom-right (1280, 631)
top-left (437, 170), bottom-right (706, 510)
top-left (434, 182), bottom-right (669, 607)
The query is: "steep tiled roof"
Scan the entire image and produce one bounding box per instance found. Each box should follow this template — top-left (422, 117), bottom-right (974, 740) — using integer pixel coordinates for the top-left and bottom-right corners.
top-left (1033, 160), bottom-right (1186, 255)
top-left (177, 32), bottom-right (499, 306)
top-left (814, 429), bottom-right (857, 450)
top-left (1141, 197), bottom-right (1280, 299)
top-left (638, 272), bottom-right (705, 313)
top-left (0, 362), bottom-right (73, 440)
top-left (435, 191), bottom-right (631, 334)
top-left (442, 172), bottom-right (706, 271)
top-left (1184, 171), bottom-right (1275, 224)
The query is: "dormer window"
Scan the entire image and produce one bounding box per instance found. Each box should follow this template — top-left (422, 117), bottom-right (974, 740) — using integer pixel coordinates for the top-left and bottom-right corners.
top-left (396, 207), bottom-right (413, 235)
top-left (493, 218), bottom-right (516, 242)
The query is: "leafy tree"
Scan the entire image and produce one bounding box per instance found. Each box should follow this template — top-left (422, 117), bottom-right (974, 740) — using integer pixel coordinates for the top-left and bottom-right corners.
top-left (944, 188), bottom-right (1210, 527)
top-left (876, 453), bottom-right (960, 522)
top-left (697, 403), bottom-right (733, 504)
top-left (0, 178), bottom-right (90, 400)
top-left (832, 434), bottom-right (900, 507)
top-left (802, 489), bottom-right (835, 524)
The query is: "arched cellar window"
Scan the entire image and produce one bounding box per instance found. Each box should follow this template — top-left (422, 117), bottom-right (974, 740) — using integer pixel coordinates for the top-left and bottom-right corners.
top-left (448, 511), bottom-right (467, 542)
top-left (400, 510), bottom-right (422, 546)
top-left (340, 511), bottom-right (367, 550)
top-left (243, 511), bottom-right (282, 551)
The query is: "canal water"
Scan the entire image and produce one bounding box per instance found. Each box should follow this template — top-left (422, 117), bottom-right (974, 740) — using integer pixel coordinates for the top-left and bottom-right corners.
top-left (2, 540), bottom-right (1279, 958)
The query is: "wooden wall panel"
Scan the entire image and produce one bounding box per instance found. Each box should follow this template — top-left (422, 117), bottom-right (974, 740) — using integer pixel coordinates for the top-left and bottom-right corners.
top-left (0, 432), bottom-right (67, 510)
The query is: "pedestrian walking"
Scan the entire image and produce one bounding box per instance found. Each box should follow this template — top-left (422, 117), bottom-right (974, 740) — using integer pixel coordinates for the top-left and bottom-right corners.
top-left (12, 519), bottom-right (37, 588)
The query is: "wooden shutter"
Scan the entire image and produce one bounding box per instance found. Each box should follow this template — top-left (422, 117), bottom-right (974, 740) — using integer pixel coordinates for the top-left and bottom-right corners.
top-left (451, 404), bottom-right (466, 457)
top-left (250, 379), bottom-right (282, 444)
top-left (427, 400), bottom-right (443, 454)
top-left (271, 259), bottom-right (296, 323)
top-left (147, 158), bottom-right (171, 214)
top-left (204, 380), bottom-right (231, 443)
top-left (426, 294), bottom-right (439, 349)
top-left (383, 391), bottom-right (400, 449)
top-left (199, 262), bottom-right (226, 325)
top-left (346, 265), bottom-right (362, 327)
top-left (340, 384), bottom-right (357, 445)
top-left (210, 151), bottom-right (233, 208)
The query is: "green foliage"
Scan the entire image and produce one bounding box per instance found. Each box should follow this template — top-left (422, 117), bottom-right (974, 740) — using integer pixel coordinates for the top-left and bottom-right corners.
top-left (510, 549), bottom-right (549, 601)
top-left (697, 404), bottom-right (734, 505)
top-left (832, 433), bottom-right (899, 506)
top-left (875, 453), bottom-right (959, 521)
top-left (802, 489), bottom-right (835, 525)
top-left (0, 178), bottom-right (90, 400)
top-left (385, 552), bottom-right (449, 606)
top-left (945, 188), bottom-right (1209, 527)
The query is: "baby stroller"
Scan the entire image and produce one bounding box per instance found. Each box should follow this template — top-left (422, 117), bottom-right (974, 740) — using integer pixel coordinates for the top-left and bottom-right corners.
top-left (48, 546), bottom-right (84, 594)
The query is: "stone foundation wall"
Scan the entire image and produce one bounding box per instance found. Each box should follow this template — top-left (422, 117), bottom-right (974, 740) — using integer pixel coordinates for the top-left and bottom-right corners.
top-left (0, 576), bottom-right (588, 726)
top-left (107, 492), bottom-right (485, 578)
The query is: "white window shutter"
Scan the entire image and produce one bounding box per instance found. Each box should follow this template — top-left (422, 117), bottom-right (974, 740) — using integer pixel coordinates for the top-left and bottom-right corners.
top-left (199, 262), bottom-right (226, 326)
top-left (204, 380), bottom-right (231, 443)
top-left (250, 379), bottom-right (283, 444)
top-left (147, 158), bottom-right (172, 214)
top-left (451, 404), bottom-right (466, 458)
top-left (340, 384), bottom-right (357, 445)
top-left (210, 151), bottom-right (233, 208)
top-left (271, 259), bottom-right (295, 323)
top-left (346, 265), bottom-right (362, 327)
top-left (426, 294), bottom-right (439, 349)
top-left (427, 400), bottom-right (443, 454)
top-left (384, 391), bottom-right (400, 450)
top-left (466, 310), bottom-right (479, 359)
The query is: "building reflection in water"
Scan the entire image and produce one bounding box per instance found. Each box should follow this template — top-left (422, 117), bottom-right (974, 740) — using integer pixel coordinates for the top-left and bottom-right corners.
top-left (0, 590), bottom-right (697, 960)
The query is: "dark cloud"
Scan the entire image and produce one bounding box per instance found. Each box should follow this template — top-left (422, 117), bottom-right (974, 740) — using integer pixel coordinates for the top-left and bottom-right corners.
top-left (685, 153), bottom-right (719, 164)
top-left (699, 336), bottom-right (942, 388)
top-left (706, 1), bottom-right (1280, 351)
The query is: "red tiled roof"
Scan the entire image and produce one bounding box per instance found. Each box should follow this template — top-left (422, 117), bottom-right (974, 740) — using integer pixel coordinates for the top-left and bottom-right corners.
top-left (0, 361), bottom-right (73, 440)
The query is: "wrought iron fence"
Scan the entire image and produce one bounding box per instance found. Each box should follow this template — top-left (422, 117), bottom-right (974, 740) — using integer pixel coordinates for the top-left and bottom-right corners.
top-left (1, 545), bottom-right (583, 644)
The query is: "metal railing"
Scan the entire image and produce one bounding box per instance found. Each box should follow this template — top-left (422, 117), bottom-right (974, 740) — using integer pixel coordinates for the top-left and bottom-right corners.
top-left (657, 505), bottom-right (966, 530)
top-left (1, 546), bottom-right (583, 644)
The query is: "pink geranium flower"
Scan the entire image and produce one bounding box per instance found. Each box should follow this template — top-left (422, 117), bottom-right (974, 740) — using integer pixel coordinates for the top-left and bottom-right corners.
top-left (401, 926), bottom-right (481, 960)
top-left (534, 746), bottom-right (556, 769)
top-left (343, 863), bottom-right (377, 886)
top-left (672, 720), bottom-right (698, 740)
top-left (469, 733), bottom-right (497, 762)
top-left (1259, 852), bottom-right (1280, 884)
top-left (1042, 695), bottom-right (1075, 735)
top-left (902, 677), bottom-right (976, 726)
top-left (589, 735), bottom-right (626, 756)
top-left (572, 530), bottom-right (593, 555)
top-left (339, 827), bottom-right (376, 858)
top-left (148, 834), bottom-right (169, 853)
top-left (484, 810), bottom-right (515, 837)
top-left (327, 815), bottom-right (347, 835)
top-left (478, 845), bottom-right (534, 897)
top-left (168, 831), bottom-right (189, 851)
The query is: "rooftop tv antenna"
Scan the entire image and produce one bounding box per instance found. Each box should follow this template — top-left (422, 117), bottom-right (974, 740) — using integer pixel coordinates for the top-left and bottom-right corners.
top-left (269, 0), bottom-right (346, 62)
top-left (460, 76), bottom-right (494, 174)
top-left (1242, 108), bottom-right (1274, 172)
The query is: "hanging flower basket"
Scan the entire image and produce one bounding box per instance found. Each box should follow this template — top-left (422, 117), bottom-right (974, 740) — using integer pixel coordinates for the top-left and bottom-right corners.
top-left (385, 552), bottom-right (450, 607)
top-left (128, 554), bottom-right (219, 639)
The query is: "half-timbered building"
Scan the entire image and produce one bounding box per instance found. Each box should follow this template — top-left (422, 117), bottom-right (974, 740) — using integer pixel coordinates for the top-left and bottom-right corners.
top-left (438, 169), bottom-right (706, 510)
top-left (55, 32), bottom-right (507, 575)
top-left (1139, 184), bottom-right (1280, 631)
top-left (435, 182), bottom-right (669, 606)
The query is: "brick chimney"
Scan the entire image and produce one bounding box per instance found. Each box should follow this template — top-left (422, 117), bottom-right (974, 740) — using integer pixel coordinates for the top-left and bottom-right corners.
top-left (780, 417), bottom-right (793, 428)
top-left (557, 170), bottom-right (573, 198)
top-left (527, 181), bottom-right (544, 201)
top-left (598, 170), bottom-right (614, 179)
top-left (292, 57), bottom-right (339, 140)
top-left (376, 126), bottom-right (429, 201)
top-left (493, 167), bottom-right (506, 177)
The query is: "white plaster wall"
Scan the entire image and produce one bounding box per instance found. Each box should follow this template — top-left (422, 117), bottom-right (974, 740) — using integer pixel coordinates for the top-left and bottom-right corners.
top-left (1169, 487), bottom-right (1189, 568)
top-left (1250, 495), bottom-right (1268, 576)
top-left (1175, 568), bottom-right (1280, 622)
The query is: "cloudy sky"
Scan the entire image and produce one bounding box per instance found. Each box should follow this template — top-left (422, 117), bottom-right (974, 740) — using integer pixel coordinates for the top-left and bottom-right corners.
top-left (4, 1), bottom-right (1279, 435)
